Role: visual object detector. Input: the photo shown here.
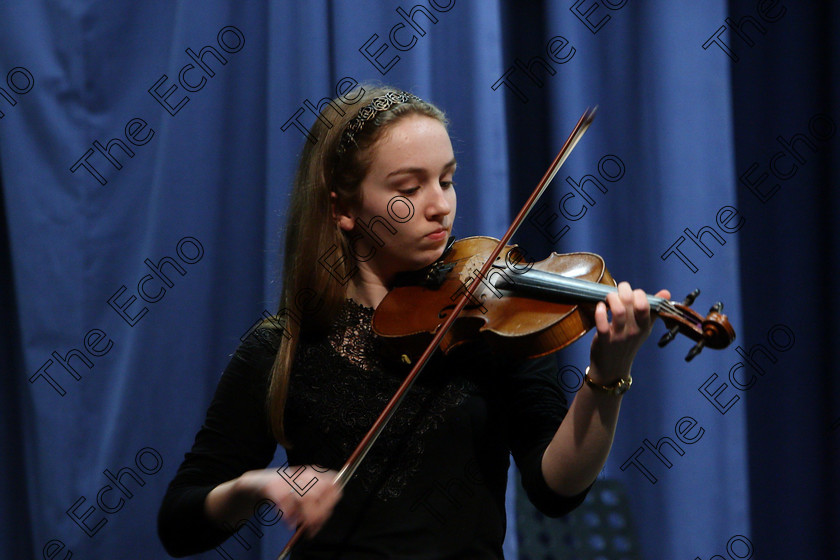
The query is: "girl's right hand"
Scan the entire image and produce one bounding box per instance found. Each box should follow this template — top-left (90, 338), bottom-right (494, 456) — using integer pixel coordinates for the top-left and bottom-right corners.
top-left (206, 465), bottom-right (342, 538)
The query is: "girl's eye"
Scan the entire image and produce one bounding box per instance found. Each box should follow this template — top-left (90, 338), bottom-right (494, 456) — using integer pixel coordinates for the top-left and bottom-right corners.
top-left (399, 186), bottom-right (420, 195)
top-left (441, 180), bottom-right (455, 189)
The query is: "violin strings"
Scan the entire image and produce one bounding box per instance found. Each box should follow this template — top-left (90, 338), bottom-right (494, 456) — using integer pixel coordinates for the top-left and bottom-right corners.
top-left (656, 300), bottom-right (701, 327)
top-left (443, 259), bottom-right (703, 328)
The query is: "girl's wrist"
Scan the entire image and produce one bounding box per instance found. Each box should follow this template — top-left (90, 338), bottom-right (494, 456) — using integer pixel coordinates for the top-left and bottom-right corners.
top-left (584, 365), bottom-right (632, 395)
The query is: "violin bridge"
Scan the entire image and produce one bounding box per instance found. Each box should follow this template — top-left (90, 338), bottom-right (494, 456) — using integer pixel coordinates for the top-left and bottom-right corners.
top-left (458, 254), bottom-right (508, 301)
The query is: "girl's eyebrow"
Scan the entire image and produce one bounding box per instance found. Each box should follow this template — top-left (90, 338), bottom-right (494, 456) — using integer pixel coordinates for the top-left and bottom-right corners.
top-left (386, 158), bottom-right (457, 178)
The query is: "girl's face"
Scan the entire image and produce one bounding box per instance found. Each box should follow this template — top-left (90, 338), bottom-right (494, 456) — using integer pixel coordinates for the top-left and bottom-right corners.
top-left (336, 114), bottom-right (457, 284)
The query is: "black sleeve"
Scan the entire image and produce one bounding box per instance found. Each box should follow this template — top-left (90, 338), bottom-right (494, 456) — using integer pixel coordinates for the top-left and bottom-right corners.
top-left (157, 328), bottom-right (281, 557)
top-left (505, 354), bottom-right (591, 517)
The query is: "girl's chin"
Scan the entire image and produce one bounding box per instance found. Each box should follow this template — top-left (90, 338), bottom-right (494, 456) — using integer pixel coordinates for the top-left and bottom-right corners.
top-left (419, 246), bottom-right (449, 267)
top-left (396, 253), bottom-right (445, 275)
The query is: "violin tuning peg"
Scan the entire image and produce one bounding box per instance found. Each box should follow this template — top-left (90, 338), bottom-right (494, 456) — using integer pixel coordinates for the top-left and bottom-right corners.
top-left (683, 289), bottom-right (700, 306)
top-left (658, 325), bottom-right (680, 347)
top-left (709, 301), bottom-right (723, 313)
top-left (685, 339), bottom-right (706, 362)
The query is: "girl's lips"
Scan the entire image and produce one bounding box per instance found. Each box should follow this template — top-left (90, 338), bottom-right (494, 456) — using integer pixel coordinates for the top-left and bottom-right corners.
top-left (425, 228), bottom-right (447, 241)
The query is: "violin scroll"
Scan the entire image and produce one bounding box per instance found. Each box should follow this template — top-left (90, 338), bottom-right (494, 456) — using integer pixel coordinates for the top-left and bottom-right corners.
top-left (657, 290), bottom-right (736, 361)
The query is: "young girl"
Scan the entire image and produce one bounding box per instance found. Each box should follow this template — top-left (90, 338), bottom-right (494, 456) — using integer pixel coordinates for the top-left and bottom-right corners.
top-left (157, 85), bottom-right (669, 559)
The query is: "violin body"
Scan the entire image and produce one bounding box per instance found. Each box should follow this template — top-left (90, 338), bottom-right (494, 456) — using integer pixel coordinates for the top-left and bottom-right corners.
top-left (374, 236), bottom-right (735, 363)
top-left (373, 236), bottom-right (616, 360)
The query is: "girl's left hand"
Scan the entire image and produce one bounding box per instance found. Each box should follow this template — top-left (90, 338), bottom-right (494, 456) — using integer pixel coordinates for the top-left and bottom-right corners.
top-left (588, 282), bottom-right (670, 383)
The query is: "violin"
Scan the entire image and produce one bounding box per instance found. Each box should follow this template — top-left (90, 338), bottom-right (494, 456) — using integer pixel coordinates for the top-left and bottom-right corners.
top-left (276, 107), bottom-right (735, 559)
top-left (373, 235), bottom-right (735, 363)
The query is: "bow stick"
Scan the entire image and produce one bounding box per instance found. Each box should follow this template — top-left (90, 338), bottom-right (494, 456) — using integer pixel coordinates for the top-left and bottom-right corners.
top-left (276, 107), bottom-right (597, 559)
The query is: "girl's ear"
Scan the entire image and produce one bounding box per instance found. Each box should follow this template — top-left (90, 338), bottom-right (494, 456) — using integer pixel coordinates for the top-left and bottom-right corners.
top-left (330, 192), bottom-right (355, 232)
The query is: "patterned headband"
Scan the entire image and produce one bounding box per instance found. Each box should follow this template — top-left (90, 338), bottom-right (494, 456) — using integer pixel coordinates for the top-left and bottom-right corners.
top-left (337, 91), bottom-right (422, 155)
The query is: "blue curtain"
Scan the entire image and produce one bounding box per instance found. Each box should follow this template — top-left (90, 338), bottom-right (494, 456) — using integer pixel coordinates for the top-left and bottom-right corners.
top-left (1, 1), bottom-right (836, 559)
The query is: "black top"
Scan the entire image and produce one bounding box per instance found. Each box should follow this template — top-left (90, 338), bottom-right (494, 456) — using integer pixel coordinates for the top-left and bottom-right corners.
top-left (158, 299), bottom-right (589, 559)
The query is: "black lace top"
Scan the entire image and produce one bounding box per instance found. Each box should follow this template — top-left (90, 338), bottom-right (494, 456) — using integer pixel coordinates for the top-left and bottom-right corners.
top-left (158, 300), bottom-right (589, 559)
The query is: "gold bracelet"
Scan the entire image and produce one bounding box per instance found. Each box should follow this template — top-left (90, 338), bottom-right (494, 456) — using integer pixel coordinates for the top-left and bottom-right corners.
top-left (584, 367), bottom-right (632, 395)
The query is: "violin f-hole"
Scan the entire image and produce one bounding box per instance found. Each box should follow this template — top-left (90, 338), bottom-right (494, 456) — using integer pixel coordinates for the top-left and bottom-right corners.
top-left (438, 296), bottom-right (487, 319)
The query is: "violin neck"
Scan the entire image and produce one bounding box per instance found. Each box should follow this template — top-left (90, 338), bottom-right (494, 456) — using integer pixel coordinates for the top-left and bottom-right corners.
top-left (494, 267), bottom-right (667, 311)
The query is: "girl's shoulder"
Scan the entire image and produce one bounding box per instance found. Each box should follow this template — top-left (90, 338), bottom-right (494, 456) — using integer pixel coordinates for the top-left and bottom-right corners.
top-left (232, 316), bottom-right (287, 371)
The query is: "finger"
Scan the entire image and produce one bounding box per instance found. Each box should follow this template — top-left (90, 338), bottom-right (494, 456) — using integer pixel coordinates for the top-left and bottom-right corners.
top-left (305, 522), bottom-right (321, 538)
top-left (618, 282), bottom-right (634, 307)
top-left (302, 504), bottom-right (329, 536)
top-left (649, 289), bottom-right (670, 327)
top-left (619, 282), bottom-right (638, 329)
top-left (313, 485), bottom-right (341, 520)
top-left (618, 281), bottom-right (633, 295)
top-left (633, 288), bottom-right (651, 328)
top-left (301, 483), bottom-right (341, 536)
top-left (594, 300), bottom-right (610, 336)
top-left (282, 499), bottom-right (300, 528)
top-left (608, 285), bottom-right (630, 331)
top-left (298, 508), bottom-right (319, 538)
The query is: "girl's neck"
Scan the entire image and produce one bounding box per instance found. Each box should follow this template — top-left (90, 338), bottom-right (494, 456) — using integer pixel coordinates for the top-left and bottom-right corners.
top-left (345, 266), bottom-right (391, 309)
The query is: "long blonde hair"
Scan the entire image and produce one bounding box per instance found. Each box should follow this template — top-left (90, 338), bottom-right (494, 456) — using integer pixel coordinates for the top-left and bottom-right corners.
top-left (268, 85), bottom-right (447, 446)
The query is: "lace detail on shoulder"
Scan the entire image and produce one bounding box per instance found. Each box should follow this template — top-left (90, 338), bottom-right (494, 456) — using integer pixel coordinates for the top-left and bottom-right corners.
top-left (285, 299), bottom-right (474, 501)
